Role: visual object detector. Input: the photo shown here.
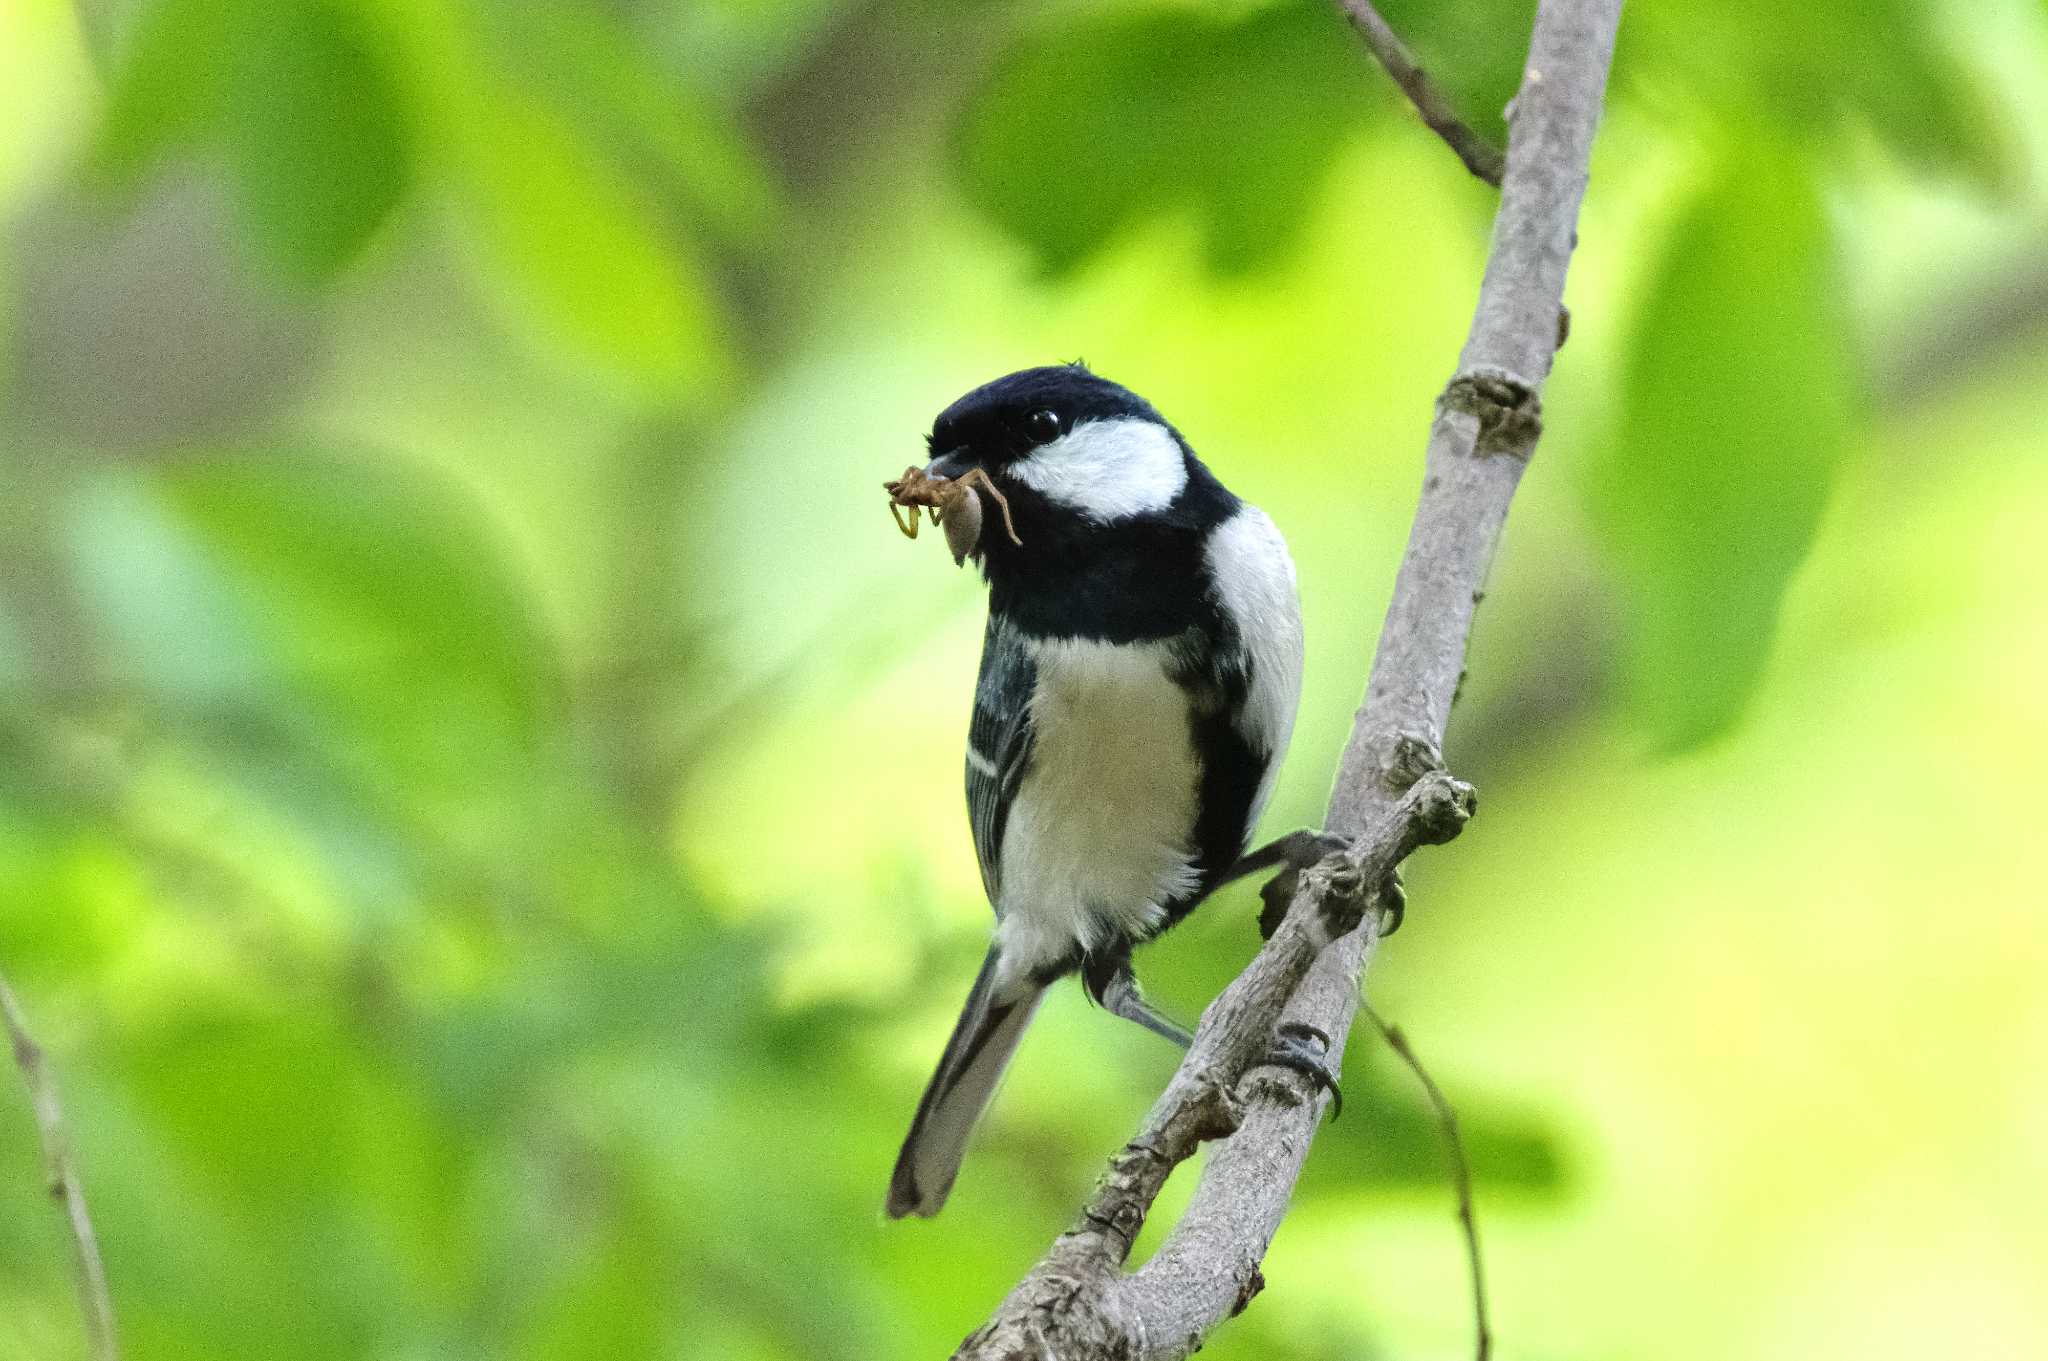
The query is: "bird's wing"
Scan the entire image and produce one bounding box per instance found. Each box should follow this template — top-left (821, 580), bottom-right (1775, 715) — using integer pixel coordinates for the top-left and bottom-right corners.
top-left (965, 615), bottom-right (1036, 910)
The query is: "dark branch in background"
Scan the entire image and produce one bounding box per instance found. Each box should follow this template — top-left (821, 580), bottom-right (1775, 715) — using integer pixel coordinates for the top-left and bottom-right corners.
top-left (0, 969), bottom-right (118, 1361)
top-left (955, 1), bottom-right (1622, 1355)
top-left (1366, 1005), bottom-right (1490, 1361)
top-left (1336, 0), bottom-right (1507, 187)
top-left (1872, 245), bottom-right (2048, 414)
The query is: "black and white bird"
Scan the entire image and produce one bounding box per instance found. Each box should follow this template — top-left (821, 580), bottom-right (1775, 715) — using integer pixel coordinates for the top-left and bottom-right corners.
top-left (886, 363), bottom-right (1338, 1220)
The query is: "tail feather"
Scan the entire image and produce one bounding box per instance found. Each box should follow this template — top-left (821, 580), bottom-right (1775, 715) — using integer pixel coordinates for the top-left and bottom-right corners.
top-left (887, 947), bottom-right (1044, 1219)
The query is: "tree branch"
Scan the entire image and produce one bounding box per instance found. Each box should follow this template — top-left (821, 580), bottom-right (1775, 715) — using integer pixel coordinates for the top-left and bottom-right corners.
top-left (1336, 0), bottom-right (1507, 188)
top-left (954, 1), bottom-right (1622, 1355)
top-left (0, 969), bottom-right (119, 1361)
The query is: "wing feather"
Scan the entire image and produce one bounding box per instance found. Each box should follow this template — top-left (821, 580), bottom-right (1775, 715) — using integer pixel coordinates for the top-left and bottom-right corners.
top-left (965, 614), bottom-right (1036, 909)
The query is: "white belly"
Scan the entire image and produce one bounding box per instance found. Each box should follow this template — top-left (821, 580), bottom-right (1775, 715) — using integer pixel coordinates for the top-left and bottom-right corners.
top-left (994, 636), bottom-right (1201, 976)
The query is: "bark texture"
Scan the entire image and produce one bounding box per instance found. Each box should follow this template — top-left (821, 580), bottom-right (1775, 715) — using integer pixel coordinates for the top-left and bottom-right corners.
top-left (954, 1), bottom-right (1624, 1355)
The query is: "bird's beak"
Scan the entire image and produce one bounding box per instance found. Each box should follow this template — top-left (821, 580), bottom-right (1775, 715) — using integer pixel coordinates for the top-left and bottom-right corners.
top-left (925, 448), bottom-right (975, 481)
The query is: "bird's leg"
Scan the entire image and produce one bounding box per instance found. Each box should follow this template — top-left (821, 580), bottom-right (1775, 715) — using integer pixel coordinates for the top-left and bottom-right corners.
top-left (1216, 828), bottom-right (1347, 889)
top-left (1220, 829), bottom-right (1351, 940)
top-left (1085, 955), bottom-right (1194, 1049)
top-left (1086, 954), bottom-right (1344, 1118)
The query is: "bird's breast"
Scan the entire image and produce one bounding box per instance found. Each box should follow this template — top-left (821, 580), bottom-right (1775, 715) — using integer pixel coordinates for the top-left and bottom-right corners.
top-left (995, 635), bottom-right (1203, 970)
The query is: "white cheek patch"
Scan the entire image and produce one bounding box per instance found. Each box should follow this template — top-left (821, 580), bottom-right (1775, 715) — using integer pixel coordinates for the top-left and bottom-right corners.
top-left (1008, 417), bottom-right (1188, 522)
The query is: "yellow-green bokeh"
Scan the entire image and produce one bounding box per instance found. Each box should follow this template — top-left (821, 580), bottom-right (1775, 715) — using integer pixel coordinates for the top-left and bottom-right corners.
top-left (2, 0), bottom-right (2045, 1358)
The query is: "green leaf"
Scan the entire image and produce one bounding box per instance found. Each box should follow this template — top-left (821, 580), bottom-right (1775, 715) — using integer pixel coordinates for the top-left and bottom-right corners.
top-left (109, 1002), bottom-right (438, 1360)
top-left (1355, 0), bottom-right (2020, 197)
top-left (475, 1), bottom-right (780, 247)
top-left (217, 0), bottom-right (416, 282)
top-left (93, 0), bottom-right (233, 175)
top-left (443, 89), bottom-right (724, 401)
top-left (94, 0), bottom-right (415, 283)
top-left (62, 471), bottom-right (276, 711)
top-left (1589, 141), bottom-right (1858, 751)
top-left (952, 0), bottom-right (1368, 278)
top-left (514, 1228), bottom-right (670, 1361)
top-left (154, 444), bottom-right (561, 743)
top-left (1622, 0), bottom-right (2017, 195)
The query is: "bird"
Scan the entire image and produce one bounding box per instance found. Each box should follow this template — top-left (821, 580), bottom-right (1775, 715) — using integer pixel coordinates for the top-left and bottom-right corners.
top-left (886, 363), bottom-right (1341, 1220)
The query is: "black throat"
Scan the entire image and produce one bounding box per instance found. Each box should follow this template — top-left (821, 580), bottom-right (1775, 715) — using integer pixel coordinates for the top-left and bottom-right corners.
top-left (976, 455), bottom-right (1240, 644)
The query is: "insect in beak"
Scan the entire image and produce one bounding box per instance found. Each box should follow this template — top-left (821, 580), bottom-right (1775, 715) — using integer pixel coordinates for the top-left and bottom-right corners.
top-left (883, 464), bottom-right (1023, 565)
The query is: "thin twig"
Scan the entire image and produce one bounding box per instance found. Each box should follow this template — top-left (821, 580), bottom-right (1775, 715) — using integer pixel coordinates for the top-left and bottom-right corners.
top-left (1365, 1004), bottom-right (1490, 1361)
top-left (1335, 0), bottom-right (1507, 187)
top-left (0, 969), bottom-right (118, 1361)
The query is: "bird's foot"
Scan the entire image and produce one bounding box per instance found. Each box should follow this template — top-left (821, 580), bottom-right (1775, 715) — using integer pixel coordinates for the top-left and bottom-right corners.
top-left (1256, 1021), bottom-right (1344, 1120)
top-left (1377, 868), bottom-right (1407, 937)
top-left (1255, 832), bottom-right (1353, 939)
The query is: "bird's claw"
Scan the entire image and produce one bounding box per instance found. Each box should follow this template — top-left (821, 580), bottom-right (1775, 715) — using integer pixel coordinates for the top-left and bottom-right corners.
top-left (1255, 831), bottom-right (1354, 940)
top-left (1260, 1021), bottom-right (1344, 1120)
top-left (1377, 869), bottom-right (1407, 937)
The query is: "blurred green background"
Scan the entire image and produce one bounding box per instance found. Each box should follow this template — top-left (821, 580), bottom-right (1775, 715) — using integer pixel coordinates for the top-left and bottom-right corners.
top-left (3, 0), bottom-right (2045, 1356)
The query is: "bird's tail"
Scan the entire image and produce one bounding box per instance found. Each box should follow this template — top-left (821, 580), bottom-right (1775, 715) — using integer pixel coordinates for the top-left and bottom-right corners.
top-left (886, 945), bottom-right (1045, 1219)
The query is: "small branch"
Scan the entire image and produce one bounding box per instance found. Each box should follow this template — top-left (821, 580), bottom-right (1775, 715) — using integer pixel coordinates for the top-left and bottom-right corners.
top-left (1366, 1005), bottom-right (1489, 1361)
top-left (1336, 0), bottom-right (1506, 187)
top-left (957, 775), bottom-right (1474, 1359)
top-left (0, 969), bottom-right (119, 1361)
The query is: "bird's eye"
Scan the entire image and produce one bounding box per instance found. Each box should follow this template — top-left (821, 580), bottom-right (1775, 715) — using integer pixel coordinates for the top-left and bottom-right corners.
top-left (1024, 409), bottom-right (1063, 444)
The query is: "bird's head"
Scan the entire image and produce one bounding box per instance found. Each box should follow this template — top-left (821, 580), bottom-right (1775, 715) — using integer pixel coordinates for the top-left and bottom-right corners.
top-left (921, 364), bottom-right (1201, 570)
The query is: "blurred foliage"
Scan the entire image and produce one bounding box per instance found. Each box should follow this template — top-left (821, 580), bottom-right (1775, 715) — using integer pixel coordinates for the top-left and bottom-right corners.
top-left (3, 0), bottom-right (2047, 1358)
top-left (96, 0), bottom-right (418, 284)
top-left (953, 0), bottom-right (1370, 276)
top-left (1619, 0), bottom-right (2019, 193)
top-left (1591, 136), bottom-right (1856, 748)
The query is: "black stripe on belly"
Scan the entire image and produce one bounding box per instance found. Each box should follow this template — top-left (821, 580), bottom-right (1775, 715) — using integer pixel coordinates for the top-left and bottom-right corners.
top-left (1162, 630), bottom-right (1268, 928)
